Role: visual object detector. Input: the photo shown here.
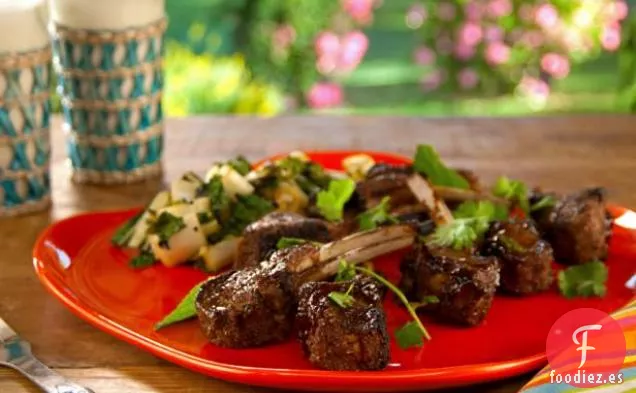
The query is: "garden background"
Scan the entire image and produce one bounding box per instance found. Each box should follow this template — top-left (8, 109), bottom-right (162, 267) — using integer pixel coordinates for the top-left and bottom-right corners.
top-left (157, 0), bottom-right (636, 116)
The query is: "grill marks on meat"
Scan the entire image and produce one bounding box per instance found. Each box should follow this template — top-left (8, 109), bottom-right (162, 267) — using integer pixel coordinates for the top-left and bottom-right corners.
top-left (483, 220), bottom-right (554, 295)
top-left (235, 212), bottom-right (332, 269)
top-left (531, 188), bottom-right (610, 265)
top-left (195, 262), bottom-right (295, 348)
top-left (400, 244), bottom-right (500, 326)
top-left (296, 276), bottom-right (389, 370)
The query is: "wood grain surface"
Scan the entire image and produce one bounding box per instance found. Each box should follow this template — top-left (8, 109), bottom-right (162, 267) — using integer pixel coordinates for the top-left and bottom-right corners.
top-left (1, 115), bottom-right (635, 393)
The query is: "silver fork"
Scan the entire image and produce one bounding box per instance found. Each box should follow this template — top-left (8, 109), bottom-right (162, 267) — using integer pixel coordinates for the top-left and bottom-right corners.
top-left (0, 317), bottom-right (94, 393)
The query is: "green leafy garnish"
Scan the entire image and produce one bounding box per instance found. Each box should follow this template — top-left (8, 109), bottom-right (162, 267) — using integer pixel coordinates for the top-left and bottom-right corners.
top-left (155, 280), bottom-right (206, 330)
top-left (276, 237), bottom-right (323, 250)
top-left (355, 265), bottom-right (431, 349)
top-left (328, 283), bottom-right (355, 308)
top-left (358, 196), bottom-right (400, 231)
top-left (453, 200), bottom-right (508, 221)
top-left (316, 178), bottom-right (356, 221)
top-left (305, 162), bottom-right (332, 189)
top-left (500, 235), bottom-right (527, 253)
top-left (413, 144), bottom-right (470, 189)
top-left (149, 212), bottom-right (186, 243)
top-left (335, 259), bottom-right (357, 281)
top-left (427, 218), bottom-right (490, 251)
top-left (492, 176), bottom-right (530, 213)
top-left (227, 156), bottom-right (251, 176)
top-left (410, 295), bottom-right (440, 310)
top-left (204, 176), bottom-right (231, 223)
top-left (224, 194), bottom-right (275, 236)
top-left (558, 261), bottom-right (608, 299)
top-left (277, 156), bottom-right (306, 180)
top-left (530, 195), bottom-right (557, 212)
top-left (111, 211), bottom-right (143, 247)
top-left (129, 250), bottom-right (157, 269)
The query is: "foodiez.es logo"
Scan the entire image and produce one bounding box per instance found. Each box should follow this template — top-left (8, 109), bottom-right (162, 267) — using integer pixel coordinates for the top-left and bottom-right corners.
top-left (546, 308), bottom-right (626, 388)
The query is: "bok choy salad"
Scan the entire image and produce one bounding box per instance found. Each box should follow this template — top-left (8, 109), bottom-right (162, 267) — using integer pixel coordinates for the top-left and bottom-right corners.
top-left (112, 151), bottom-right (370, 271)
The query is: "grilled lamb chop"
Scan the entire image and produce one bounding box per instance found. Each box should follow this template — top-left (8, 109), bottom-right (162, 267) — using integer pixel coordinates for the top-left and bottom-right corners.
top-left (296, 275), bottom-right (389, 370)
top-left (235, 212), bottom-right (332, 269)
top-left (483, 220), bottom-right (554, 295)
top-left (196, 225), bottom-right (415, 348)
top-left (530, 188), bottom-right (610, 265)
top-left (400, 243), bottom-right (500, 326)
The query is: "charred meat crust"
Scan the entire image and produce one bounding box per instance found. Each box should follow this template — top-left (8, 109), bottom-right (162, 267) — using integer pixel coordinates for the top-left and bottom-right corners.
top-left (531, 188), bottom-right (610, 265)
top-left (483, 220), bottom-right (554, 295)
top-left (296, 276), bottom-right (389, 370)
top-left (235, 212), bottom-right (332, 269)
top-left (195, 262), bottom-right (295, 348)
top-left (400, 243), bottom-right (500, 326)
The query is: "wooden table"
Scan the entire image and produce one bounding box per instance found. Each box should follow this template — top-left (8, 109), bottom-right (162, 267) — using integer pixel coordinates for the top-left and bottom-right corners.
top-left (2, 115), bottom-right (635, 393)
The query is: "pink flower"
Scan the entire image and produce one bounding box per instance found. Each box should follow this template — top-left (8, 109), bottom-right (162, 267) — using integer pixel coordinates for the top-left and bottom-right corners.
top-left (421, 70), bottom-right (443, 91)
top-left (454, 43), bottom-right (476, 61)
top-left (273, 25), bottom-right (296, 51)
top-left (458, 68), bottom-right (479, 89)
top-left (437, 2), bottom-right (456, 21)
top-left (487, 0), bottom-right (512, 18)
top-left (484, 26), bottom-right (504, 42)
top-left (343, 0), bottom-right (374, 24)
top-left (485, 42), bottom-right (510, 65)
top-left (338, 31), bottom-right (369, 71)
top-left (601, 25), bottom-right (622, 51)
top-left (541, 53), bottom-right (570, 79)
top-left (316, 56), bottom-right (337, 74)
top-left (519, 76), bottom-right (550, 99)
top-left (315, 32), bottom-right (340, 57)
top-left (436, 34), bottom-right (454, 55)
top-left (406, 3), bottom-right (427, 29)
top-left (307, 83), bottom-right (343, 109)
top-left (413, 46), bottom-right (435, 65)
top-left (606, 0), bottom-right (629, 21)
top-left (464, 2), bottom-right (483, 21)
top-left (521, 30), bottom-right (544, 48)
top-left (518, 4), bottom-right (535, 22)
top-left (535, 4), bottom-right (558, 29)
top-left (458, 22), bottom-right (483, 47)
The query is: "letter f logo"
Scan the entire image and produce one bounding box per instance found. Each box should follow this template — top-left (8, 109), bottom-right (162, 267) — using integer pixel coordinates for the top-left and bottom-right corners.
top-left (572, 324), bottom-right (603, 368)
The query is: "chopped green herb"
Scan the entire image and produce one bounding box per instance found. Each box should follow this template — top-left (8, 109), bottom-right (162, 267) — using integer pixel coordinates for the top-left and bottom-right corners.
top-left (355, 265), bottom-right (431, 348)
top-left (492, 176), bottom-right (530, 213)
top-left (530, 195), bottom-right (557, 212)
top-left (305, 162), bottom-right (332, 189)
top-left (558, 261), bottom-right (608, 299)
top-left (453, 200), bottom-right (508, 221)
top-left (413, 144), bottom-right (470, 189)
top-left (427, 218), bottom-right (490, 251)
top-left (227, 156), bottom-right (251, 176)
top-left (499, 235), bottom-right (527, 253)
top-left (155, 280), bottom-right (206, 330)
top-left (328, 283), bottom-right (355, 308)
top-left (111, 211), bottom-right (143, 247)
top-left (197, 212), bottom-right (213, 224)
top-left (149, 212), bottom-right (186, 243)
top-left (316, 178), bottom-right (356, 222)
top-left (129, 251), bottom-right (157, 269)
top-left (276, 237), bottom-right (323, 250)
top-left (335, 259), bottom-right (357, 282)
top-left (223, 194), bottom-right (275, 236)
top-left (277, 156), bottom-right (306, 180)
top-left (358, 196), bottom-right (399, 231)
top-left (204, 176), bottom-right (231, 223)
top-left (410, 295), bottom-right (440, 310)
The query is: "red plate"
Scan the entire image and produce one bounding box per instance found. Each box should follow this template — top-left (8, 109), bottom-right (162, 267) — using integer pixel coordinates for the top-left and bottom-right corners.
top-left (33, 151), bottom-right (636, 392)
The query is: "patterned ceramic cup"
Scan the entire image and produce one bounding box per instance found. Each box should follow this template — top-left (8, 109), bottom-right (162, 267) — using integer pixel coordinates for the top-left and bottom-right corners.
top-left (0, 0), bottom-right (51, 217)
top-left (50, 0), bottom-right (166, 184)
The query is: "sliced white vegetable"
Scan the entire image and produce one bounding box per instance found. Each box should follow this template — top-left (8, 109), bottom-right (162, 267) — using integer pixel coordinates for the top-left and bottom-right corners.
top-left (201, 220), bottom-right (221, 236)
top-left (200, 236), bottom-right (242, 272)
top-left (193, 197), bottom-right (210, 215)
top-left (342, 154), bottom-right (375, 181)
top-left (129, 191), bottom-right (171, 248)
top-left (158, 203), bottom-right (192, 219)
top-left (220, 165), bottom-right (254, 198)
top-left (275, 181), bottom-right (309, 213)
top-left (149, 213), bottom-right (207, 267)
top-left (288, 151), bottom-right (310, 162)
top-left (204, 164), bottom-right (224, 182)
top-left (171, 171), bottom-right (203, 203)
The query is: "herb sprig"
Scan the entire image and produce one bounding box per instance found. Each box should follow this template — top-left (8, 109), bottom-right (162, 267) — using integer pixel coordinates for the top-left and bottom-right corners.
top-left (558, 261), bottom-right (608, 298)
top-left (492, 176), bottom-right (530, 213)
top-left (328, 283), bottom-right (356, 308)
top-left (316, 178), bottom-right (356, 222)
top-left (413, 144), bottom-right (470, 189)
top-left (427, 218), bottom-right (490, 251)
top-left (358, 196), bottom-right (399, 231)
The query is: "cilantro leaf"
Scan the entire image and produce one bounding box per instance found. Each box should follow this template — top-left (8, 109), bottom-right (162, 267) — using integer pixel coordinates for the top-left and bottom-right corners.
top-left (276, 237), bottom-right (323, 250)
top-left (149, 213), bottom-right (186, 243)
top-left (129, 251), bottom-right (157, 269)
top-left (305, 162), bottom-right (332, 189)
top-left (427, 218), bottom-right (489, 250)
top-left (328, 283), bottom-right (355, 308)
top-left (530, 195), bottom-right (557, 212)
top-left (316, 178), bottom-right (356, 221)
top-left (277, 156), bottom-right (306, 180)
top-left (358, 196), bottom-right (400, 231)
top-left (224, 194), bottom-right (274, 236)
top-left (335, 259), bottom-right (357, 281)
top-left (395, 321), bottom-right (424, 349)
top-left (155, 281), bottom-right (206, 330)
top-left (413, 144), bottom-right (470, 189)
top-left (204, 176), bottom-right (231, 223)
top-left (453, 200), bottom-right (508, 221)
top-left (558, 261), bottom-right (608, 299)
top-left (492, 176), bottom-right (530, 213)
top-left (112, 211), bottom-right (143, 246)
top-left (227, 156), bottom-right (251, 176)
